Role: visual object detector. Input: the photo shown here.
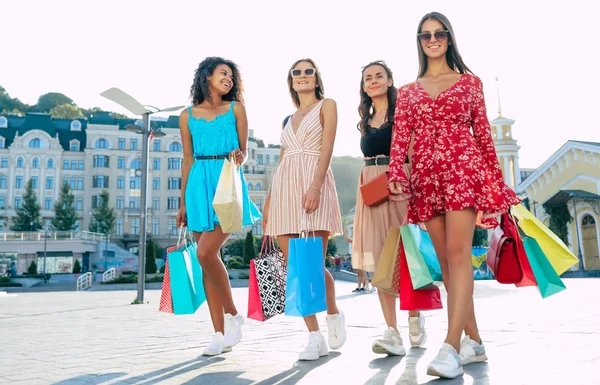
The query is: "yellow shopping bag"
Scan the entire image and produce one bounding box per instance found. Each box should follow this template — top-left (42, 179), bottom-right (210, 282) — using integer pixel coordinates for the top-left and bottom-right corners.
top-left (510, 204), bottom-right (579, 275)
top-left (212, 156), bottom-right (243, 233)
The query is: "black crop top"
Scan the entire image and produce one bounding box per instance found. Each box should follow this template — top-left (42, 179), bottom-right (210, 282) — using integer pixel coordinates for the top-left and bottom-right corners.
top-left (360, 122), bottom-right (409, 163)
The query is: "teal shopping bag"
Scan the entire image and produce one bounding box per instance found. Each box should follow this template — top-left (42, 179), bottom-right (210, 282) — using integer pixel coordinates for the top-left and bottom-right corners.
top-left (520, 235), bottom-right (566, 299)
top-left (168, 242), bottom-right (206, 314)
top-left (284, 236), bottom-right (327, 317)
top-left (400, 225), bottom-right (442, 290)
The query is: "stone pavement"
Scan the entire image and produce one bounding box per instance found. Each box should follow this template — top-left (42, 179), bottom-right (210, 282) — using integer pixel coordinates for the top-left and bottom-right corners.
top-left (1, 279), bottom-right (599, 385)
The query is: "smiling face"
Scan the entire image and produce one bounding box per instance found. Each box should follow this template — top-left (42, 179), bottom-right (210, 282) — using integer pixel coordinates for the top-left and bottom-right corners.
top-left (418, 18), bottom-right (450, 60)
top-left (208, 64), bottom-right (234, 97)
top-left (291, 61), bottom-right (319, 94)
top-left (362, 64), bottom-right (392, 99)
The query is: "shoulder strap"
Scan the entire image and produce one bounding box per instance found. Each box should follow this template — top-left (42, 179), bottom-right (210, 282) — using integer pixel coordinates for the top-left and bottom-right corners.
top-left (229, 100), bottom-right (235, 111)
top-left (187, 106), bottom-right (192, 115)
top-left (282, 115), bottom-right (292, 129)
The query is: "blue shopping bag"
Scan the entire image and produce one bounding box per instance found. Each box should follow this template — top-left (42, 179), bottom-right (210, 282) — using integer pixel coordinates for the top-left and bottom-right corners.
top-left (284, 235), bottom-right (327, 317)
top-left (168, 242), bottom-right (206, 314)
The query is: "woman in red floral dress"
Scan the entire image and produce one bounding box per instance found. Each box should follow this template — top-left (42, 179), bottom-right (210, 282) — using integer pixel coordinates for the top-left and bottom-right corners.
top-left (388, 12), bottom-right (521, 379)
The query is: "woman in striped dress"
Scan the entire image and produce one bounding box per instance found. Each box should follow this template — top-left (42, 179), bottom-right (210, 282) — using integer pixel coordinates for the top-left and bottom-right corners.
top-left (263, 58), bottom-right (347, 361)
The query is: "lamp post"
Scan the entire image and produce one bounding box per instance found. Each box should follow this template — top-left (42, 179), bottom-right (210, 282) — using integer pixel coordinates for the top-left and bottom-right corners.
top-left (42, 223), bottom-right (48, 283)
top-left (100, 88), bottom-right (183, 304)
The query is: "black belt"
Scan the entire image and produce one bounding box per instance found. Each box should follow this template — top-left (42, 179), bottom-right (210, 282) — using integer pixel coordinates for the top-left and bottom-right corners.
top-left (364, 156), bottom-right (390, 166)
top-left (195, 154), bottom-right (228, 160)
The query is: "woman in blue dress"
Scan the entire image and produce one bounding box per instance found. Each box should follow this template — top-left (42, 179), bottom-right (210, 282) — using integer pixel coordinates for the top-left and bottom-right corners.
top-left (177, 57), bottom-right (261, 356)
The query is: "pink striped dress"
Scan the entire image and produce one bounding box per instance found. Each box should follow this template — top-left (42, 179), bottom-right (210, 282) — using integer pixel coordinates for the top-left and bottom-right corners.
top-left (265, 100), bottom-right (343, 236)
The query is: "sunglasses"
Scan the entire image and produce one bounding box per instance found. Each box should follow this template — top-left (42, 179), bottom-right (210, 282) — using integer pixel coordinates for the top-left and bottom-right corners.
top-left (417, 30), bottom-right (449, 43)
top-left (291, 68), bottom-right (316, 78)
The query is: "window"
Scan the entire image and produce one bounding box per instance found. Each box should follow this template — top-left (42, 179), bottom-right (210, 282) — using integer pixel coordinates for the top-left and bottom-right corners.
top-left (152, 198), bottom-right (160, 210)
top-left (167, 197), bottom-right (180, 210)
top-left (257, 155), bottom-right (263, 165)
top-left (153, 178), bottom-right (160, 190)
top-left (116, 219), bottom-right (123, 236)
top-left (153, 140), bottom-right (161, 151)
top-left (255, 199), bottom-right (262, 210)
top-left (95, 138), bottom-right (109, 149)
top-left (274, 155), bottom-right (279, 163)
top-left (152, 218), bottom-right (160, 236)
top-left (131, 158), bottom-right (141, 169)
top-left (91, 195), bottom-right (102, 209)
top-left (169, 142), bottom-right (182, 152)
top-left (76, 198), bottom-right (83, 211)
top-left (266, 155), bottom-right (270, 164)
top-left (131, 218), bottom-right (140, 235)
top-left (0, 139), bottom-right (4, 148)
top-left (256, 182), bottom-right (262, 191)
top-left (93, 176), bottom-right (109, 188)
top-left (130, 139), bottom-right (138, 150)
top-left (17, 157), bottom-right (23, 168)
top-left (77, 178), bottom-right (83, 190)
top-left (130, 176), bottom-right (141, 189)
top-left (93, 155), bottom-right (110, 168)
top-left (0, 176), bottom-right (5, 189)
top-left (129, 197), bottom-right (140, 209)
top-left (117, 177), bottom-right (124, 189)
top-left (70, 160), bottom-right (77, 170)
top-left (14, 197), bottom-right (22, 209)
top-left (29, 138), bottom-right (41, 148)
top-left (74, 220), bottom-right (80, 231)
top-left (118, 138), bottom-right (125, 150)
top-left (116, 197), bottom-right (124, 209)
top-left (70, 141), bottom-right (80, 151)
top-left (1, 158), bottom-right (7, 168)
top-left (63, 160), bottom-right (69, 169)
top-left (44, 197), bottom-right (52, 210)
top-left (168, 218), bottom-right (177, 235)
top-left (31, 176), bottom-right (38, 189)
top-left (78, 160), bottom-right (84, 170)
top-left (62, 178), bottom-right (68, 187)
top-left (153, 158), bottom-right (160, 170)
top-left (46, 177), bottom-right (53, 189)
top-left (168, 158), bottom-right (182, 170)
top-left (47, 159), bottom-right (54, 168)
top-left (15, 176), bottom-right (23, 189)
top-left (0, 197), bottom-right (5, 208)
top-left (118, 157), bottom-right (125, 169)
top-left (168, 177), bottom-right (181, 190)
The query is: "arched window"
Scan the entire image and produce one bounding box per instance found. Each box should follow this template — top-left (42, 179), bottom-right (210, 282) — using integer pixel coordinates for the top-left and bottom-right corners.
top-left (32, 158), bottom-right (39, 168)
top-left (247, 182), bottom-right (253, 191)
top-left (95, 138), bottom-right (109, 149)
top-left (256, 182), bottom-right (262, 191)
top-left (29, 138), bottom-right (41, 148)
top-left (16, 157), bottom-right (23, 168)
top-left (582, 214), bottom-right (599, 262)
top-left (169, 142), bottom-right (182, 152)
top-left (48, 159), bottom-right (55, 168)
top-left (131, 158), bottom-right (142, 169)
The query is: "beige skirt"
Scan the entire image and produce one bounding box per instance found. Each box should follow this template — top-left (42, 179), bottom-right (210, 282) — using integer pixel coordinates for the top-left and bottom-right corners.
top-left (351, 163), bottom-right (410, 272)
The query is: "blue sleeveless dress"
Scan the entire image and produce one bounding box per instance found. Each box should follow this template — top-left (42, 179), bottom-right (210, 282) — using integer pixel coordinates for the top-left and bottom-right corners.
top-left (185, 101), bottom-right (261, 232)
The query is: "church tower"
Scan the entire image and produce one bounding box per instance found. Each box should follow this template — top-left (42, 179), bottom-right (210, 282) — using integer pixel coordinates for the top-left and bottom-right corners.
top-left (491, 77), bottom-right (521, 190)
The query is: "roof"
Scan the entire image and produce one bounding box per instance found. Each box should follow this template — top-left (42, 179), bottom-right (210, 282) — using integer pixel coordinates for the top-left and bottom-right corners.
top-left (570, 140), bottom-right (600, 147)
top-left (544, 189), bottom-right (600, 205)
top-left (0, 113), bottom-right (87, 151)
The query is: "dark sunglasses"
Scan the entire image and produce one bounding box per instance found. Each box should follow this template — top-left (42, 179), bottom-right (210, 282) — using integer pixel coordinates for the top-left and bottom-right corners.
top-left (291, 68), bottom-right (316, 78)
top-left (417, 30), bottom-right (449, 43)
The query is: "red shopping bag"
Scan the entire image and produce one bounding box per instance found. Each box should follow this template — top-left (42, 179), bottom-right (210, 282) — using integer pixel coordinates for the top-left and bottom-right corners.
top-left (505, 215), bottom-right (537, 287)
top-left (158, 258), bottom-right (174, 313)
top-left (399, 240), bottom-right (443, 311)
top-left (247, 259), bottom-right (265, 321)
top-left (487, 213), bottom-right (524, 284)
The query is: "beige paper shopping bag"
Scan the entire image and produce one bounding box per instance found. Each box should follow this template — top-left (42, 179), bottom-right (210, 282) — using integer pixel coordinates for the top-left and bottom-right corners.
top-left (212, 156), bottom-right (243, 233)
top-left (371, 227), bottom-right (401, 297)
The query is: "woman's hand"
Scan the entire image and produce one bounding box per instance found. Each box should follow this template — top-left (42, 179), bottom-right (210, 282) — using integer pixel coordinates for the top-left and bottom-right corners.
top-left (302, 186), bottom-right (321, 214)
top-left (388, 182), bottom-right (404, 195)
top-left (230, 149), bottom-right (244, 165)
top-left (176, 207), bottom-right (187, 228)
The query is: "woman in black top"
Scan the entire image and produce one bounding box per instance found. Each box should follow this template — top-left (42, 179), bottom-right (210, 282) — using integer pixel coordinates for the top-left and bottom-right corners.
top-left (351, 61), bottom-right (427, 356)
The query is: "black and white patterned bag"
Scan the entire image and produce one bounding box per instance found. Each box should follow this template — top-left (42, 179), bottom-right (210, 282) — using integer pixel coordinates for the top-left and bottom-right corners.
top-left (254, 237), bottom-right (286, 320)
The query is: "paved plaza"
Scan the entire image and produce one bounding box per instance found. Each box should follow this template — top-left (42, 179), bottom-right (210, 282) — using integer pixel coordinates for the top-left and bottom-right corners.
top-left (1, 279), bottom-right (599, 385)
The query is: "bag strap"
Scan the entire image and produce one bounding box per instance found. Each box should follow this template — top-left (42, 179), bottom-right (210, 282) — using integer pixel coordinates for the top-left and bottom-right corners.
top-left (282, 115), bottom-right (292, 129)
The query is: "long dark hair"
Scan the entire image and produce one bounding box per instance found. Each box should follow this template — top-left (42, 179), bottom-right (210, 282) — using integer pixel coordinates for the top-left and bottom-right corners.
top-left (357, 60), bottom-right (397, 135)
top-left (287, 58), bottom-right (325, 108)
top-left (416, 12), bottom-right (472, 79)
top-left (190, 57), bottom-right (244, 105)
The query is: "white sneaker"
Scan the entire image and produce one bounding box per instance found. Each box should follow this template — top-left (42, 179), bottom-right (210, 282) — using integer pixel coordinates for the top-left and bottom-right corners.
top-left (426, 343), bottom-right (464, 379)
top-left (372, 327), bottom-right (406, 356)
top-left (298, 331), bottom-right (329, 361)
top-left (223, 313), bottom-right (244, 348)
top-left (202, 332), bottom-right (231, 356)
top-left (326, 311), bottom-right (347, 350)
top-left (459, 336), bottom-right (488, 365)
top-left (408, 313), bottom-right (427, 348)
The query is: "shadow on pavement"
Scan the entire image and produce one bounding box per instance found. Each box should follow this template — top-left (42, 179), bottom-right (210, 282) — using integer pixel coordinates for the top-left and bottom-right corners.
top-left (364, 355), bottom-right (404, 385)
top-left (251, 351), bottom-right (342, 385)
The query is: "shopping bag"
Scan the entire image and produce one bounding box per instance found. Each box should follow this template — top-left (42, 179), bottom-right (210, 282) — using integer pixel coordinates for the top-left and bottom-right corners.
top-left (511, 204), bottom-right (579, 275)
top-left (372, 227), bottom-right (401, 296)
top-left (255, 237), bottom-right (286, 320)
top-left (212, 156), bottom-right (243, 233)
top-left (247, 259), bottom-right (265, 321)
top-left (158, 256), bottom-right (174, 313)
top-left (398, 240), bottom-right (443, 311)
top-left (519, 233), bottom-right (567, 299)
top-left (284, 234), bottom-right (327, 317)
top-left (400, 224), bottom-right (442, 290)
top-left (487, 213), bottom-right (524, 284)
top-left (168, 241), bottom-right (206, 314)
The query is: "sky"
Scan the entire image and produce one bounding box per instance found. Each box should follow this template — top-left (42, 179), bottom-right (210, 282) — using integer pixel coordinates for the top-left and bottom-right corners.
top-left (1, 0), bottom-right (596, 169)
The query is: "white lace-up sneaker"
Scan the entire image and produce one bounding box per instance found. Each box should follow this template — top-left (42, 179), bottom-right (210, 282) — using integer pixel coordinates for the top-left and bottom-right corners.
top-left (426, 343), bottom-right (464, 379)
top-left (326, 311), bottom-right (347, 350)
top-left (408, 313), bottom-right (427, 347)
top-left (202, 332), bottom-right (231, 356)
top-left (298, 331), bottom-right (329, 361)
top-left (372, 327), bottom-right (406, 356)
top-left (223, 313), bottom-right (244, 348)
top-left (459, 335), bottom-right (488, 365)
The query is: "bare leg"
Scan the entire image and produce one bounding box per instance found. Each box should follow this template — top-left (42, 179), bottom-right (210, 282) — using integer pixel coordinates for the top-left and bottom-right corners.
top-left (377, 290), bottom-right (398, 329)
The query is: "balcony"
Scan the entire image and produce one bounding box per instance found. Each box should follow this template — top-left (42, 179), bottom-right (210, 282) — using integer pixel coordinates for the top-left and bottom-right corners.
top-left (0, 230), bottom-right (108, 242)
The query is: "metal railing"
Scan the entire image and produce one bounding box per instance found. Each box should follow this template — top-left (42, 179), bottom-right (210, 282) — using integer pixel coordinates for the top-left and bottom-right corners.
top-left (102, 268), bottom-right (116, 282)
top-left (0, 231), bottom-right (109, 242)
top-left (76, 272), bottom-right (93, 291)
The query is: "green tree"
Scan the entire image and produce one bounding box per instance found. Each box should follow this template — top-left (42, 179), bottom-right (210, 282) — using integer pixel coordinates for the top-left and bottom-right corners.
top-left (50, 104), bottom-right (83, 119)
top-left (32, 92), bottom-right (74, 112)
top-left (0, 85), bottom-right (29, 114)
top-left (11, 179), bottom-right (42, 231)
top-left (89, 190), bottom-right (116, 235)
top-left (472, 227), bottom-right (488, 247)
top-left (327, 238), bottom-right (338, 255)
top-left (226, 238), bottom-right (245, 258)
top-left (330, 156), bottom-right (364, 215)
top-left (244, 231), bottom-right (256, 265)
top-left (73, 259), bottom-right (82, 274)
top-left (543, 203), bottom-right (573, 246)
top-left (52, 183), bottom-right (77, 231)
top-left (146, 238), bottom-right (158, 274)
top-left (27, 260), bottom-right (38, 275)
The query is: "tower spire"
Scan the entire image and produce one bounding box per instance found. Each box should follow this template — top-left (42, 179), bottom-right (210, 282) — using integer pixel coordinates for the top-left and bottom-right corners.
top-left (495, 76), bottom-right (502, 118)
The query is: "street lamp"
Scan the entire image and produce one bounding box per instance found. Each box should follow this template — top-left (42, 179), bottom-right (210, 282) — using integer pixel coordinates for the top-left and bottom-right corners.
top-left (100, 87), bottom-right (183, 304)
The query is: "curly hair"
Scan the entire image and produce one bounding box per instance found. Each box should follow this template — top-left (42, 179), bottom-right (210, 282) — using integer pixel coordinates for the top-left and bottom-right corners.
top-left (287, 58), bottom-right (325, 108)
top-left (190, 57), bottom-right (244, 105)
top-left (357, 60), bottom-right (397, 135)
